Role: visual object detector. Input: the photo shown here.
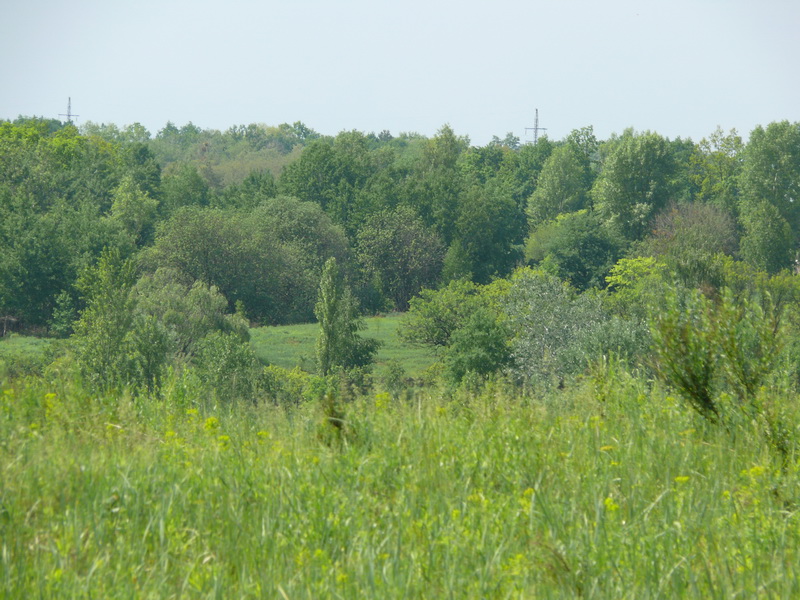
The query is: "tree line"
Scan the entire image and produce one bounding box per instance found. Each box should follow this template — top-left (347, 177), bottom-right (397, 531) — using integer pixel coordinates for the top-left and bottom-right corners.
top-left (1, 116), bottom-right (799, 338)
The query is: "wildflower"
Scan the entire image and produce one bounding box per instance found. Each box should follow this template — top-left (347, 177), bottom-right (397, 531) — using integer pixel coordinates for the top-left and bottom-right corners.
top-left (599, 445), bottom-right (614, 452)
top-left (374, 392), bottom-right (390, 410)
top-left (604, 496), bottom-right (619, 512)
top-left (674, 476), bottom-right (690, 483)
top-left (203, 416), bottom-right (219, 432)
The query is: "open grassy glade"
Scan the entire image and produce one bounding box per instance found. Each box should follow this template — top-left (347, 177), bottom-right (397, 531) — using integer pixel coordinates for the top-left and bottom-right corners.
top-left (2, 367), bottom-right (799, 598)
top-left (251, 313), bottom-right (435, 379)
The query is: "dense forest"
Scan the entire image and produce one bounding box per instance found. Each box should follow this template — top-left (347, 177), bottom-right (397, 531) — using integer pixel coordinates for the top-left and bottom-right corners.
top-left (1, 116), bottom-right (799, 386)
top-left (3, 115), bottom-right (800, 597)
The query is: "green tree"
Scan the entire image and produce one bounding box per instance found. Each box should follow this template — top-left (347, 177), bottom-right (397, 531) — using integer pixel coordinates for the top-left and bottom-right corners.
top-left (278, 131), bottom-right (379, 234)
top-left (651, 286), bottom-right (786, 424)
top-left (402, 125), bottom-right (470, 243)
top-left (526, 145), bottom-right (589, 226)
top-left (133, 268), bottom-right (249, 359)
top-left (71, 247), bottom-right (139, 390)
top-left (739, 199), bottom-right (794, 274)
top-left (690, 127), bottom-right (743, 215)
top-left (497, 137), bottom-right (554, 209)
top-left (160, 163), bottom-right (210, 215)
top-left (399, 279), bottom-right (485, 351)
top-left (634, 202), bottom-right (738, 291)
top-left (444, 306), bottom-right (511, 382)
top-left (0, 122), bottom-right (128, 328)
top-left (459, 144), bottom-right (509, 184)
top-left (145, 199), bottom-right (351, 325)
top-left (592, 129), bottom-right (677, 241)
top-left (248, 196), bottom-right (351, 322)
top-left (356, 205), bottom-right (444, 311)
top-left (106, 175), bottom-right (159, 250)
top-left (215, 169), bottom-right (277, 209)
top-left (740, 121), bottom-right (800, 243)
top-left (604, 256), bottom-right (669, 321)
top-left (72, 253), bottom-right (252, 393)
top-left (505, 268), bottom-right (644, 387)
top-left (452, 181), bottom-right (524, 284)
top-left (525, 210), bottom-right (622, 291)
top-left (315, 258), bottom-right (379, 376)
top-left (650, 287), bottom-right (720, 421)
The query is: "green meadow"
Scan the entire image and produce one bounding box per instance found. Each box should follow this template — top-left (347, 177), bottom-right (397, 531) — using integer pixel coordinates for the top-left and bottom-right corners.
top-left (2, 369), bottom-right (799, 598)
top-left (0, 334), bottom-right (55, 378)
top-left (250, 313), bottom-right (435, 378)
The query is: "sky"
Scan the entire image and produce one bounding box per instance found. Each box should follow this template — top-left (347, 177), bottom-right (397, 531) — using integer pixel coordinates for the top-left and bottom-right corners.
top-left (2, 0), bottom-right (798, 145)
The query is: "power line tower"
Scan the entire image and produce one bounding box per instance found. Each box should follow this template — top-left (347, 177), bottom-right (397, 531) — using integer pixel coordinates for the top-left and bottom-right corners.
top-left (525, 108), bottom-right (547, 144)
top-left (59, 97), bottom-right (79, 124)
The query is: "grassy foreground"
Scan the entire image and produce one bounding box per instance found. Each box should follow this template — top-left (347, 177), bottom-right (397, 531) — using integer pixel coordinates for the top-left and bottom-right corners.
top-left (2, 370), bottom-right (800, 598)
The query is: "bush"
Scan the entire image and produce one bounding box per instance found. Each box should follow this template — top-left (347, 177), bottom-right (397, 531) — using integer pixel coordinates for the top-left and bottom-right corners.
top-left (505, 268), bottom-right (644, 388)
top-left (193, 332), bottom-right (264, 404)
top-left (651, 286), bottom-right (787, 424)
top-left (650, 288), bottom-right (720, 421)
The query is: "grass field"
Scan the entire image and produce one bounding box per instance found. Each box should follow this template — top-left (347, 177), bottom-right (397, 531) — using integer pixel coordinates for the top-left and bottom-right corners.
top-left (0, 314), bottom-right (433, 380)
top-left (2, 372), bottom-right (799, 598)
top-left (0, 334), bottom-right (54, 377)
top-left (250, 313), bottom-right (435, 378)
top-left (3, 320), bottom-right (800, 598)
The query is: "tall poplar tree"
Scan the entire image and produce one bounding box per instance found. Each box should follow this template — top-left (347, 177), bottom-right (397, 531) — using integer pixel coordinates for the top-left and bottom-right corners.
top-left (315, 258), bottom-right (379, 376)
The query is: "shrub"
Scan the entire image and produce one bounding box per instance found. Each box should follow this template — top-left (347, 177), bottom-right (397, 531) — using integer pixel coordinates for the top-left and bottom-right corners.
top-left (194, 332), bottom-right (264, 404)
top-left (505, 268), bottom-right (644, 388)
top-left (650, 288), bottom-right (720, 422)
top-left (651, 286), bottom-right (787, 424)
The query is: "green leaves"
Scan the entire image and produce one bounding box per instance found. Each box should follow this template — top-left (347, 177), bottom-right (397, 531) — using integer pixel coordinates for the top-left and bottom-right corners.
top-left (71, 247), bottom-right (139, 390)
top-left (651, 288), bottom-right (720, 422)
top-left (356, 205), bottom-right (444, 311)
top-left (71, 250), bottom-right (253, 394)
top-left (592, 130), bottom-right (677, 241)
top-left (651, 286), bottom-right (785, 423)
top-left (506, 268), bottom-right (644, 388)
top-left (315, 258), bottom-right (379, 377)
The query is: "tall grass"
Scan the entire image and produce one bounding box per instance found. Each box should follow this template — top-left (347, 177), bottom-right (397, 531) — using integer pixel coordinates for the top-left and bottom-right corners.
top-left (2, 368), bottom-right (799, 598)
top-left (0, 334), bottom-right (55, 377)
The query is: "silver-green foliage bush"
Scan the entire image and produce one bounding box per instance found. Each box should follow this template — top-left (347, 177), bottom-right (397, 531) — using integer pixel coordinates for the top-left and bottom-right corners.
top-left (505, 268), bottom-right (645, 388)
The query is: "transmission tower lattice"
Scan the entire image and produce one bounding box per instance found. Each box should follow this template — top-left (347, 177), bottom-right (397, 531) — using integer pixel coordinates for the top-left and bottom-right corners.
top-left (59, 97), bottom-right (79, 124)
top-left (525, 108), bottom-right (547, 144)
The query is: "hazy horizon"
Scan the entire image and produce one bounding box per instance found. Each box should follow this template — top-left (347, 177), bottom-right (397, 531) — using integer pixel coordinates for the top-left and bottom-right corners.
top-left (2, 0), bottom-right (798, 144)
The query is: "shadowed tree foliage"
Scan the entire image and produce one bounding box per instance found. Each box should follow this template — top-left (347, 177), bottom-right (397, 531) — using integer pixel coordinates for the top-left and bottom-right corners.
top-left (356, 205), bottom-right (444, 311)
top-left (526, 210), bottom-right (622, 291)
top-left (633, 202), bottom-right (738, 291)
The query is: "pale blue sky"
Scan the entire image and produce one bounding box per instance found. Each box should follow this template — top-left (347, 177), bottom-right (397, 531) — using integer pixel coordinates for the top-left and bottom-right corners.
top-left (2, 0), bottom-right (798, 144)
